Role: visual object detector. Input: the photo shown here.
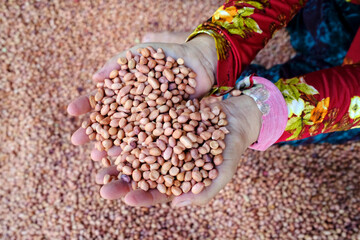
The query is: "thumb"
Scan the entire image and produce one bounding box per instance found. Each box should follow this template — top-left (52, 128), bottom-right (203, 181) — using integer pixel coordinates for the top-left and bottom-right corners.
top-left (172, 98), bottom-right (248, 207)
top-left (92, 54), bottom-right (122, 83)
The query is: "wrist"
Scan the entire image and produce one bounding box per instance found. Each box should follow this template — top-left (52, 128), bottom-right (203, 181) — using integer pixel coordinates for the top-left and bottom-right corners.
top-left (222, 95), bottom-right (262, 147)
top-left (183, 34), bottom-right (217, 88)
top-left (236, 95), bottom-right (263, 146)
top-left (237, 76), bottom-right (288, 151)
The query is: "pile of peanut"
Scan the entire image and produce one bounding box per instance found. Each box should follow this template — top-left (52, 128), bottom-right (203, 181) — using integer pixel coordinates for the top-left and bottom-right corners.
top-left (82, 46), bottom-right (229, 196)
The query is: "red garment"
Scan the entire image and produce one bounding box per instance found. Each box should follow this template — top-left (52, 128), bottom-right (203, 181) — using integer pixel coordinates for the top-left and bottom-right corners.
top-left (275, 64), bottom-right (360, 142)
top-left (188, 0), bottom-right (360, 144)
top-left (188, 0), bottom-right (307, 95)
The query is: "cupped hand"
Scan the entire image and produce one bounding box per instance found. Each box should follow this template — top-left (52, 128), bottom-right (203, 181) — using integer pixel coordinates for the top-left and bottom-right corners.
top-left (94, 95), bottom-right (262, 207)
top-left (67, 35), bottom-right (262, 207)
top-left (68, 34), bottom-right (217, 147)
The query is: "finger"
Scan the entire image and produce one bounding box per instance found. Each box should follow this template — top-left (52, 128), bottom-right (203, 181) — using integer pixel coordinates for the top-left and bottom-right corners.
top-left (123, 189), bottom-right (172, 207)
top-left (71, 127), bottom-right (90, 145)
top-left (200, 96), bottom-right (221, 109)
top-left (91, 148), bottom-right (107, 161)
top-left (95, 166), bottom-right (119, 184)
top-left (92, 54), bottom-right (122, 83)
top-left (100, 180), bottom-right (131, 200)
top-left (91, 43), bottom-right (170, 83)
top-left (107, 146), bottom-right (122, 157)
top-left (67, 95), bottom-right (92, 116)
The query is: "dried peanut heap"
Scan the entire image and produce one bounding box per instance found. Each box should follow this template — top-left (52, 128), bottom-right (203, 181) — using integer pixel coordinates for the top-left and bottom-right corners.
top-left (83, 46), bottom-right (229, 196)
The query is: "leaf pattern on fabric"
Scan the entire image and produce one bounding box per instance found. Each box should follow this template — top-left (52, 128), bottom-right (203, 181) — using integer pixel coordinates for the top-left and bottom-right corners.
top-left (276, 74), bottom-right (360, 141)
top-left (275, 77), bottom-right (333, 140)
top-left (322, 108), bottom-right (360, 133)
top-left (207, 85), bottom-right (234, 96)
top-left (212, 3), bottom-right (264, 38)
top-left (187, 24), bottom-right (230, 60)
top-left (187, 0), bottom-right (270, 63)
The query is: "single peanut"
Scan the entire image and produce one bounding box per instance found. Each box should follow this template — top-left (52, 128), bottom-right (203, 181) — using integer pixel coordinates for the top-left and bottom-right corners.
top-left (191, 182), bottom-right (205, 194)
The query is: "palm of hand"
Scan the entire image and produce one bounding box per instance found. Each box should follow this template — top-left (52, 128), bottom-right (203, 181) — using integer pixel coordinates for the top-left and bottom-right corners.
top-left (67, 41), bottom-right (260, 207)
top-left (92, 96), bottom-right (252, 207)
top-left (93, 42), bottom-right (215, 99)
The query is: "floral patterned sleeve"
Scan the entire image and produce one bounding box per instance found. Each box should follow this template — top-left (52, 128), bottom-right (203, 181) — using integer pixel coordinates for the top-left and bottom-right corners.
top-left (275, 64), bottom-right (360, 142)
top-left (187, 0), bottom-right (360, 146)
top-left (187, 0), bottom-right (307, 96)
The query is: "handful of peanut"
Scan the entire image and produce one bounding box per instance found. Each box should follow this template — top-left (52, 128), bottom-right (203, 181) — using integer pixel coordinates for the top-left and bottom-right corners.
top-left (82, 46), bottom-right (229, 196)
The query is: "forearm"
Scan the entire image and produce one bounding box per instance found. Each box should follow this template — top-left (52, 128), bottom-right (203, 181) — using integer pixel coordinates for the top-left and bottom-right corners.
top-left (187, 0), bottom-right (307, 95)
top-left (227, 63), bottom-right (360, 150)
top-left (275, 64), bottom-right (360, 142)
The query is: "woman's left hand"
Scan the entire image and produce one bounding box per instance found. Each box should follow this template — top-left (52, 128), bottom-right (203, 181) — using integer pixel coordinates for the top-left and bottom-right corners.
top-left (93, 95), bottom-right (262, 207)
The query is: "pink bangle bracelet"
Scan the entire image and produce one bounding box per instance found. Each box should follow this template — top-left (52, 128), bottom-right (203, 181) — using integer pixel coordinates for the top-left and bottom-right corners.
top-left (234, 75), bottom-right (288, 151)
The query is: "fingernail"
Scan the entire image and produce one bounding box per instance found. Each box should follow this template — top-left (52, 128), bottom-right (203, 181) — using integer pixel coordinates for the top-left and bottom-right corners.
top-left (174, 200), bottom-right (191, 208)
